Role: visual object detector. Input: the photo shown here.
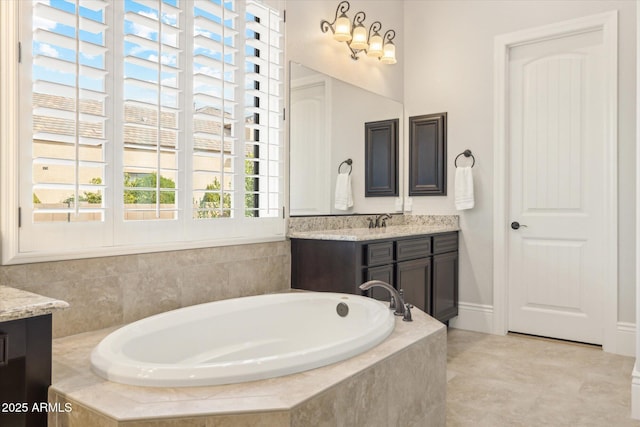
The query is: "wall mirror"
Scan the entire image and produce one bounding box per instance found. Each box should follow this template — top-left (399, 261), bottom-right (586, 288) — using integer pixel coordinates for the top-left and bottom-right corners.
top-left (289, 61), bottom-right (403, 216)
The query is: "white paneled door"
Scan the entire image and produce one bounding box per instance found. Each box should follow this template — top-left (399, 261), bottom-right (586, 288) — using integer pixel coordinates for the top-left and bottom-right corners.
top-left (507, 29), bottom-right (609, 344)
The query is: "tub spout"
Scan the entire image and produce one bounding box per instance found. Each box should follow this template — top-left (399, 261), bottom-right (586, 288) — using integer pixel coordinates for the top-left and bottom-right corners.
top-left (359, 280), bottom-right (412, 321)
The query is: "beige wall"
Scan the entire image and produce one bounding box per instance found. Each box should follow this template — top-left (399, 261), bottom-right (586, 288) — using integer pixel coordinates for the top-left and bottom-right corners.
top-left (0, 241), bottom-right (290, 337)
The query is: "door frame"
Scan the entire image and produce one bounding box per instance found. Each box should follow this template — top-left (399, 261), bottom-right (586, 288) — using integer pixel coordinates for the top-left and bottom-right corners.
top-left (492, 11), bottom-right (618, 352)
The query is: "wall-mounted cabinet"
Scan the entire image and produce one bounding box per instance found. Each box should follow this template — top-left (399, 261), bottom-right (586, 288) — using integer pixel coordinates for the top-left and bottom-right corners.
top-left (408, 112), bottom-right (447, 196)
top-left (365, 119), bottom-right (399, 197)
top-left (291, 231), bottom-right (458, 323)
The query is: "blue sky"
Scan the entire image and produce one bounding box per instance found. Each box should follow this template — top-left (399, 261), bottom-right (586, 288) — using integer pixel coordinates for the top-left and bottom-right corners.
top-left (33, 0), bottom-right (241, 108)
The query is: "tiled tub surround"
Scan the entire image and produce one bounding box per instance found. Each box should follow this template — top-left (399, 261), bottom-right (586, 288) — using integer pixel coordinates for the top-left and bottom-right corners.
top-left (49, 308), bottom-right (446, 426)
top-left (287, 214), bottom-right (459, 234)
top-left (0, 241), bottom-right (290, 338)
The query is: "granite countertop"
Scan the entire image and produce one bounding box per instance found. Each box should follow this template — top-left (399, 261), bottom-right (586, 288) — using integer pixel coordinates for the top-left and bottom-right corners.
top-left (287, 224), bottom-right (460, 241)
top-left (0, 286), bottom-right (69, 322)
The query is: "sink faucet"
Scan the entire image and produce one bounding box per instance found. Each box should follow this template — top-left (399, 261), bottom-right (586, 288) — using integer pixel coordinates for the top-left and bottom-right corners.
top-left (376, 213), bottom-right (391, 228)
top-left (366, 214), bottom-right (392, 229)
top-left (359, 280), bottom-right (412, 321)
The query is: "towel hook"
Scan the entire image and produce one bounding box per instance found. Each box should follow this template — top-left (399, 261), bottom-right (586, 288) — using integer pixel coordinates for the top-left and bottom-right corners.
top-left (454, 149), bottom-right (475, 168)
top-left (338, 158), bottom-right (353, 175)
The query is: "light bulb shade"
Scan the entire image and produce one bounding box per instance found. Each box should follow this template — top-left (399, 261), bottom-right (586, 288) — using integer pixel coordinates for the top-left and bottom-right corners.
top-left (349, 24), bottom-right (369, 50)
top-left (333, 14), bottom-right (352, 42)
top-left (367, 33), bottom-right (383, 58)
top-left (381, 41), bottom-right (397, 64)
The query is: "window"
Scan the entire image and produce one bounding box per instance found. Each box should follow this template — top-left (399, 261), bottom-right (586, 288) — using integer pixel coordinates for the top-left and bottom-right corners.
top-left (9, 0), bottom-right (284, 261)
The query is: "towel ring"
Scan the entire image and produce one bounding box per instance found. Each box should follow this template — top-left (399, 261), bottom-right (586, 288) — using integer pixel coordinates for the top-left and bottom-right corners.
top-left (454, 149), bottom-right (475, 168)
top-left (338, 158), bottom-right (353, 175)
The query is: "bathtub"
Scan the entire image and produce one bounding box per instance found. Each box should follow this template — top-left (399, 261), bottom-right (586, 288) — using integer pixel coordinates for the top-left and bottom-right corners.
top-left (90, 292), bottom-right (395, 387)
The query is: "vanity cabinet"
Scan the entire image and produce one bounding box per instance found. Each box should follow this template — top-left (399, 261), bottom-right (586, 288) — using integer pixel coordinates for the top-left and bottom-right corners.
top-left (0, 315), bottom-right (52, 427)
top-left (291, 231), bottom-right (458, 323)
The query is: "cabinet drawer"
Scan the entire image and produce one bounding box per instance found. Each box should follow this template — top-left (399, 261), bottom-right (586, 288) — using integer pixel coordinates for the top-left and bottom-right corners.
top-left (433, 232), bottom-right (458, 254)
top-left (396, 237), bottom-right (432, 261)
top-left (365, 241), bottom-right (394, 266)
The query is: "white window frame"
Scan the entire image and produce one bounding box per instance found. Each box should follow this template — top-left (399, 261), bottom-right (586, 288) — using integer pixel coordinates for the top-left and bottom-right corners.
top-left (0, 0), bottom-right (285, 265)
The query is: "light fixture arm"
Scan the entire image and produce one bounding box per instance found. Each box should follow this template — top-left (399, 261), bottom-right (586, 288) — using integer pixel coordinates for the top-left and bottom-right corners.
top-left (383, 29), bottom-right (396, 43)
top-left (320, 0), bottom-right (351, 34)
top-left (368, 21), bottom-right (382, 40)
top-left (353, 11), bottom-right (366, 27)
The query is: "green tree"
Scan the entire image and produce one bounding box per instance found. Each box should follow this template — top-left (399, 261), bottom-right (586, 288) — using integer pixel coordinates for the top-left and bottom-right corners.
top-left (196, 177), bottom-right (231, 218)
top-left (245, 156), bottom-right (258, 217)
top-left (62, 177), bottom-right (103, 204)
top-left (124, 172), bottom-right (175, 204)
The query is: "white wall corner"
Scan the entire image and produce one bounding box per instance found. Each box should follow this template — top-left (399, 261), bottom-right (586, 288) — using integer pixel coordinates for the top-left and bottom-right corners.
top-left (635, 0), bottom-right (640, 420)
top-left (449, 302), bottom-right (494, 334)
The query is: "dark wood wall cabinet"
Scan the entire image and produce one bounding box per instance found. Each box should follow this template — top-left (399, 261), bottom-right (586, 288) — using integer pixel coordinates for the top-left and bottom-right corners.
top-left (409, 112), bottom-right (447, 196)
top-left (364, 118), bottom-right (399, 197)
top-left (0, 315), bottom-right (52, 427)
top-left (291, 231), bottom-right (458, 323)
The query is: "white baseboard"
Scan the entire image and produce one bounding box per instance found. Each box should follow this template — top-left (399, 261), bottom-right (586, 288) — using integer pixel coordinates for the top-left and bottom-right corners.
top-left (449, 302), bottom-right (494, 334)
top-left (632, 365), bottom-right (640, 419)
top-left (449, 305), bottom-right (635, 357)
top-left (616, 322), bottom-right (636, 357)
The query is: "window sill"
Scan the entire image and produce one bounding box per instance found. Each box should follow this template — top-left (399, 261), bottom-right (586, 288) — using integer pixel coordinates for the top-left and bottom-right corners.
top-left (2, 234), bottom-right (287, 265)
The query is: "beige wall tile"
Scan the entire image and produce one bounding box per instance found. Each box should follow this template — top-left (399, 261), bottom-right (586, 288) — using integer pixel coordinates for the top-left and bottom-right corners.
top-left (0, 241), bottom-right (290, 337)
top-left (207, 412), bottom-right (290, 427)
top-left (121, 268), bottom-right (183, 324)
top-left (121, 417), bottom-right (207, 427)
top-left (52, 395), bottom-right (118, 427)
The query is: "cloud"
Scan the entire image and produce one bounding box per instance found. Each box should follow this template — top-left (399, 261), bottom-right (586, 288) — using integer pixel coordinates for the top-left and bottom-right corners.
top-left (36, 43), bottom-right (59, 58)
top-left (148, 53), bottom-right (177, 66)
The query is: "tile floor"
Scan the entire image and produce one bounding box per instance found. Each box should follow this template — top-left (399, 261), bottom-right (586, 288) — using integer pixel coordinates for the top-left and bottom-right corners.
top-left (446, 329), bottom-right (639, 426)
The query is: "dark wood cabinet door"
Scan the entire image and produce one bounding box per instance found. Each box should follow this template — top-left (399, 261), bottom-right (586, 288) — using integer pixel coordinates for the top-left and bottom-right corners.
top-left (409, 112), bottom-right (447, 196)
top-left (0, 315), bottom-right (52, 427)
top-left (291, 239), bottom-right (360, 294)
top-left (433, 251), bottom-right (459, 322)
top-left (365, 119), bottom-right (399, 197)
top-left (396, 257), bottom-right (432, 314)
top-left (365, 264), bottom-right (395, 301)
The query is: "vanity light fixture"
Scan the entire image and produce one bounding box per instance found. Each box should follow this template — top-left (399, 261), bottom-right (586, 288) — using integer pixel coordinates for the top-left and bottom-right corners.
top-left (320, 1), bottom-right (397, 64)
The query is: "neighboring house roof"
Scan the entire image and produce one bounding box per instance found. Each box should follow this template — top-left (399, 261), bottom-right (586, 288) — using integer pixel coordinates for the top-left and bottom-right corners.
top-left (32, 92), bottom-right (236, 153)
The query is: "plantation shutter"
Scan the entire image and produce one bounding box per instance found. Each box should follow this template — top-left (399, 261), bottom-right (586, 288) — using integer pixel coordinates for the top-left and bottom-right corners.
top-left (17, 0), bottom-right (284, 259)
top-left (123, 0), bottom-right (181, 220)
top-left (30, 0), bottom-right (109, 223)
top-left (191, 0), bottom-right (238, 219)
top-left (244, 1), bottom-right (283, 218)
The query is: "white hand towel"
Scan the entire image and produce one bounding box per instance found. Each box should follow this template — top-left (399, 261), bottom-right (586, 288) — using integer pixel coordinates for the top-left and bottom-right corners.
top-left (455, 167), bottom-right (474, 210)
top-left (334, 172), bottom-right (353, 211)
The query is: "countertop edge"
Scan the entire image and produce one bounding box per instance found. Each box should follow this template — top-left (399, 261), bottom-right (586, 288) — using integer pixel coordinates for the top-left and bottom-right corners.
top-left (287, 226), bottom-right (460, 241)
top-left (0, 286), bottom-right (70, 322)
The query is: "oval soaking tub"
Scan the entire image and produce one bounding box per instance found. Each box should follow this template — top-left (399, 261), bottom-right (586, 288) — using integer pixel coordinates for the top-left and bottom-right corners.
top-left (90, 292), bottom-right (394, 387)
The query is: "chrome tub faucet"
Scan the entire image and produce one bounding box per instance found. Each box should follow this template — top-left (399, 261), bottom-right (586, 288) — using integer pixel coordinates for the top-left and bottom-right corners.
top-left (359, 280), bottom-right (412, 322)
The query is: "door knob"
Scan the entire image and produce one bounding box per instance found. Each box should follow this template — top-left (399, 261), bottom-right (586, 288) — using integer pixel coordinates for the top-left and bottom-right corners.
top-left (511, 221), bottom-right (527, 230)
